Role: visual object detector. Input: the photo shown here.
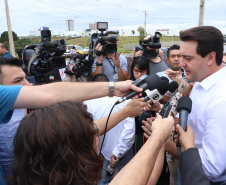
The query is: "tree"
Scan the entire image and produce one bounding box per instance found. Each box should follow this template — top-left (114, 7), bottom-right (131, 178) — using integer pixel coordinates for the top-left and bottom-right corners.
top-left (137, 26), bottom-right (145, 40)
top-left (131, 30), bottom-right (135, 36)
top-left (0, 31), bottom-right (19, 43)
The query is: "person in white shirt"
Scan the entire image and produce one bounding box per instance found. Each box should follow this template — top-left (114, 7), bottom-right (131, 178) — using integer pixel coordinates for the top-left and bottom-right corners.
top-left (84, 74), bottom-right (135, 185)
top-left (178, 26), bottom-right (226, 184)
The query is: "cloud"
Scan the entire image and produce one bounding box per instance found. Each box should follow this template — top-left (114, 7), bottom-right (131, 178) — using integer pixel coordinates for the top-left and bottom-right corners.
top-left (0, 0), bottom-right (226, 36)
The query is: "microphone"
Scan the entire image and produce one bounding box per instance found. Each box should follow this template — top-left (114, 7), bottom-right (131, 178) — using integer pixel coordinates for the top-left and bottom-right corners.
top-left (144, 80), bottom-right (169, 103)
top-left (176, 96), bottom-right (192, 155)
top-left (138, 80), bottom-right (170, 124)
top-left (132, 74), bottom-right (148, 86)
top-left (160, 76), bottom-right (169, 83)
top-left (176, 96), bottom-right (192, 131)
top-left (43, 42), bottom-right (58, 49)
top-left (115, 74), bottom-right (161, 105)
top-left (159, 81), bottom-right (179, 118)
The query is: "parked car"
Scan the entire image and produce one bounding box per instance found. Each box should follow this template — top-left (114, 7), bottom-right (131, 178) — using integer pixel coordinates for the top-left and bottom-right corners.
top-left (75, 46), bottom-right (88, 55)
top-left (64, 45), bottom-right (77, 56)
top-left (83, 47), bottom-right (89, 53)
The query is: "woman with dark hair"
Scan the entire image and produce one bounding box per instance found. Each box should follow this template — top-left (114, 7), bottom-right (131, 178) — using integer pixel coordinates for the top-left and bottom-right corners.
top-left (129, 56), bottom-right (150, 154)
top-left (129, 56), bottom-right (165, 185)
top-left (11, 101), bottom-right (102, 185)
top-left (129, 56), bottom-right (149, 81)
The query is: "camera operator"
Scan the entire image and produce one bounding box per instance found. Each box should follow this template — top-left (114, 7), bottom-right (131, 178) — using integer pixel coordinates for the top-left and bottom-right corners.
top-left (141, 33), bottom-right (168, 75)
top-left (92, 31), bottom-right (128, 82)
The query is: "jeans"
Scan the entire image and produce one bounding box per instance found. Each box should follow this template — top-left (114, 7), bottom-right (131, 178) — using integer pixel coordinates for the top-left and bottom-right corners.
top-left (99, 147), bottom-right (134, 185)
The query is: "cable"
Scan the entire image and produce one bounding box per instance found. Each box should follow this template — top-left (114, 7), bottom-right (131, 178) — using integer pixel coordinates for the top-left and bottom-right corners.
top-left (99, 102), bottom-right (116, 155)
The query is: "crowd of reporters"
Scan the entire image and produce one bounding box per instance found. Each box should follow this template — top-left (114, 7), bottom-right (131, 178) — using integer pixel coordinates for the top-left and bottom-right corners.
top-left (0, 25), bottom-right (226, 185)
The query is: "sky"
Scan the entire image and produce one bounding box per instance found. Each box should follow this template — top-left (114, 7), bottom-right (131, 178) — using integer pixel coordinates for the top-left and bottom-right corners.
top-left (1, 0), bottom-right (226, 36)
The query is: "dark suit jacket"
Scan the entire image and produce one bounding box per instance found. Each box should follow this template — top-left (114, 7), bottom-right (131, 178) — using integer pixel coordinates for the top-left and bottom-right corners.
top-left (179, 148), bottom-right (210, 185)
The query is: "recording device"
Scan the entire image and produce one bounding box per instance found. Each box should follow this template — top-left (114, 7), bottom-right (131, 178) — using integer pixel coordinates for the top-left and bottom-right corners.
top-left (139, 32), bottom-right (162, 59)
top-left (176, 96), bottom-right (192, 155)
top-left (106, 164), bottom-right (116, 176)
top-left (64, 54), bottom-right (93, 80)
top-left (89, 22), bottom-right (118, 56)
top-left (132, 74), bottom-right (148, 86)
top-left (144, 80), bottom-right (169, 103)
top-left (159, 78), bottom-right (193, 118)
top-left (16, 30), bottom-right (67, 84)
top-left (177, 79), bottom-right (192, 96)
top-left (159, 81), bottom-right (179, 118)
top-left (115, 74), bottom-right (162, 105)
top-left (138, 80), bottom-right (170, 124)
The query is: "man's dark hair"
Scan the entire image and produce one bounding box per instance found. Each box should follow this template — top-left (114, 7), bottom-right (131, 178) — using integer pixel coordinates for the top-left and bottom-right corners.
top-left (0, 57), bottom-right (22, 70)
top-left (167, 44), bottom-right (180, 58)
top-left (180, 26), bottom-right (223, 65)
top-left (0, 58), bottom-right (23, 84)
top-left (0, 43), bottom-right (8, 50)
top-left (92, 74), bottom-right (109, 82)
top-left (104, 31), bottom-right (118, 36)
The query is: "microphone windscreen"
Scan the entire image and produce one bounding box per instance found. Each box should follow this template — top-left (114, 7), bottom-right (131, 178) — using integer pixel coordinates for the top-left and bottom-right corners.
top-left (43, 42), bottom-right (58, 49)
top-left (144, 74), bottom-right (161, 90)
top-left (168, 81), bottom-right (179, 93)
top-left (161, 76), bottom-right (169, 83)
top-left (176, 96), bottom-right (192, 113)
top-left (158, 80), bottom-right (169, 95)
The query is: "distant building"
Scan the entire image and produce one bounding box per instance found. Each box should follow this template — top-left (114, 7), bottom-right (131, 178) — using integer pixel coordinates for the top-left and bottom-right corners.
top-left (89, 22), bottom-right (97, 30)
top-left (66, 20), bottom-right (74, 31)
top-left (29, 27), bottom-right (52, 37)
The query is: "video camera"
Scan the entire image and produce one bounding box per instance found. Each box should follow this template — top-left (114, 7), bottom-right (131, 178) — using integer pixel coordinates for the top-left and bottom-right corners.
top-left (139, 31), bottom-right (162, 59)
top-left (89, 22), bottom-right (118, 56)
top-left (17, 30), bottom-right (67, 84)
top-left (64, 54), bottom-right (93, 81)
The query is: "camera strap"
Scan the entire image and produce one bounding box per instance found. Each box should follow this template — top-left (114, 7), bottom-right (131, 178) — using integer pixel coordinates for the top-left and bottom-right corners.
top-left (106, 57), bottom-right (116, 73)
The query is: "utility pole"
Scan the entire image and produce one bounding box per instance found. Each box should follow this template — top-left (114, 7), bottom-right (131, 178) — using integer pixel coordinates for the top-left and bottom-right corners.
top-left (144, 11), bottom-right (147, 36)
top-left (198, 0), bottom-right (205, 26)
top-left (4, 0), bottom-right (15, 57)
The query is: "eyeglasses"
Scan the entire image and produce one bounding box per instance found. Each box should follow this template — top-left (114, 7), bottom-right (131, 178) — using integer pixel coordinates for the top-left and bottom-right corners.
top-left (132, 69), bottom-right (147, 74)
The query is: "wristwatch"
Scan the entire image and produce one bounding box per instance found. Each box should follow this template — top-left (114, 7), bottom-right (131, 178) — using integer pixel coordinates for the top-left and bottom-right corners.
top-left (109, 82), bottom-right (115, 97)
top-left (96, 62), bottom-right (103, 66)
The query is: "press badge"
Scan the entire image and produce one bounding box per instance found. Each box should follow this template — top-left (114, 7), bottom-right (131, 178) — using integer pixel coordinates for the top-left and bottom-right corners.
top-left (113, 73), bottom-right (118, 80)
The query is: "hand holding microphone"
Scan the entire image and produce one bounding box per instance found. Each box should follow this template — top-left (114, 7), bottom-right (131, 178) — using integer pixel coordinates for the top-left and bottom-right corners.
top-left (115, 74), bottom-right (162, 105)
top-left (176, 96), bottom-right (192, 155)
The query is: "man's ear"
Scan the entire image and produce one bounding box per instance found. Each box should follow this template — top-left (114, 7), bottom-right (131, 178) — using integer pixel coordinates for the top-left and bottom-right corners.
top-left (166, 57), bottom-right (169, 64)
top-left (206, 51), bottom-right (216, 66)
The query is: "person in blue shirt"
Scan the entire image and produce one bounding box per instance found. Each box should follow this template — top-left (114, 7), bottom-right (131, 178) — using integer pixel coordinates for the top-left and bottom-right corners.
top-left (0, 43), bottom-right (14, 58)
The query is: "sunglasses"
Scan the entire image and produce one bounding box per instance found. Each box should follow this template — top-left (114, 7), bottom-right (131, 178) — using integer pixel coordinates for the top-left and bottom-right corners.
top-left (132, 69), bottom-right (147, 74)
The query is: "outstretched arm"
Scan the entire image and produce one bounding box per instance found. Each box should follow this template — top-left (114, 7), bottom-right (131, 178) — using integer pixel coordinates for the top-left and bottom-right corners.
top-left (12, 80), bottom-right (143, 110)
top-left (95, 98), bottom-right (147, 136)
top-left (110, 115), bottom-right (174, 185)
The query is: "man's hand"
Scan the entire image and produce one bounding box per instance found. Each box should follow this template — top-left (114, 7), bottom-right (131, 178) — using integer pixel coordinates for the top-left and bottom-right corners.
top-left (96, 43), bottom-right (104, 64)
top-left (110, 153), bottom-right (119, 167)
top-left (142, 117), bottom-right (157, 139)
top-left (151, 114), bottom-right (174, 142)
top-left (110, 52), bottom-right (120, 68)
top-left (175, 124), bottom-right (195, 152)
top-left (114, 80), bottom-right (143, 97)
top-left (123, 98), bottom-right (147, 117)
top-left (144, 101), bottom-right (161, 112)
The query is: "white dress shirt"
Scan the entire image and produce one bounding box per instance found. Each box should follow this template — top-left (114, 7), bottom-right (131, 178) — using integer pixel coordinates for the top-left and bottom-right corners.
top-left (84, 96), bottom-right (135, 160)
top-left (188, 66), bottom-right (226, 182)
